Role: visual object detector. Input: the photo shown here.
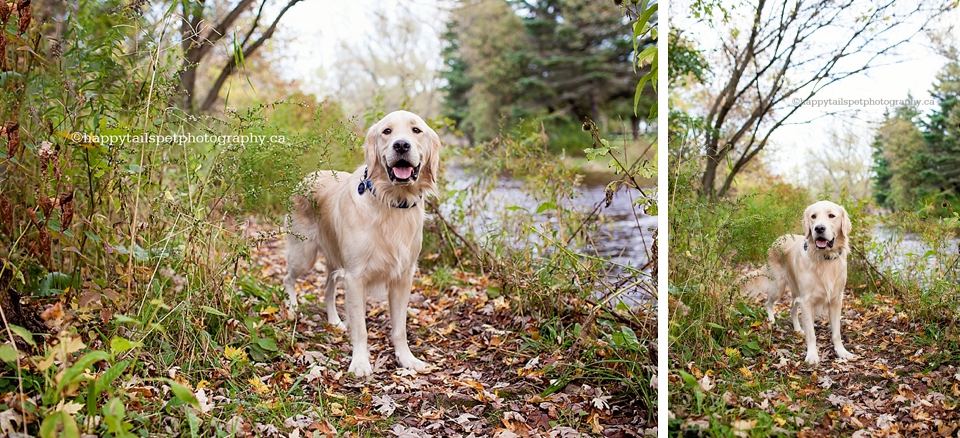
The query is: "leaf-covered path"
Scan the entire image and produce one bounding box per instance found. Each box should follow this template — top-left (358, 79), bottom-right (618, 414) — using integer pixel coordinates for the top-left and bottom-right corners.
top-left (245, 221), bottom-right (655, 437)
top-left (673, 288), bottom-right (960, 437)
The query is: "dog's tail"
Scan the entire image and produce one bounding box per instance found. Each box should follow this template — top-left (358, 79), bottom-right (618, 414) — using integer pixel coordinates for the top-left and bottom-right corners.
top-left (330, 269), bottom-right (345, 283)
top-left (767, 237), bottom-right (791, 271)
top-left (738, 266), bottom-right (778, 300)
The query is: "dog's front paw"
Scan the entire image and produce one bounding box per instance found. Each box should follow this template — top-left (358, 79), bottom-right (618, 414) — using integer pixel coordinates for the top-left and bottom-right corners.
top-left (398, 355), bottom-right (428, 373)
top-left (348, 358), bottom-right (373, 377)
top-left (285, 303), bottom-right (299, 321)
top-left (804, 350), bottom-right (820, 366)
top-left (835, 346), bottom-right (854, 360)
top-left (327, 315), bottom-right (346, 331)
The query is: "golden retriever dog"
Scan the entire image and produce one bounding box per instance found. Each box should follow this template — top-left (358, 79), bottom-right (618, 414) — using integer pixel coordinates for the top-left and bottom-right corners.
top-left (283, 110), bottom-right (440, 377)
top-left (761, 200), bottom-right (855, 366)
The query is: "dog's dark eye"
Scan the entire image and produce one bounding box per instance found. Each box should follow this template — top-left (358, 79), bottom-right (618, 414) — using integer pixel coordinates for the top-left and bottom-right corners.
top-left (382, 128), bottom-right (392, 135)
top-left (811, 214), bottom-right (817, 219)
top-left (412, 127), bottom-right (422, 134)
top-left (828, 214), bottom-right (835, 218)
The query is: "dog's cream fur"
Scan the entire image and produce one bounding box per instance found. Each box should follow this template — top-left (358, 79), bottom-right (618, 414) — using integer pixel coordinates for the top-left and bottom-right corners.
top-left (761, 200), bottom-right (855, 366)
top-left (283, 110), bottom-right (440, 377)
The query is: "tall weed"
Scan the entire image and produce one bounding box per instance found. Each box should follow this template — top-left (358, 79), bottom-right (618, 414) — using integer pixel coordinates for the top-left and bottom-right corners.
top-left (0, 4), bottom-right (352, 434)
top-left (425, 117), bottom-right (657, 410)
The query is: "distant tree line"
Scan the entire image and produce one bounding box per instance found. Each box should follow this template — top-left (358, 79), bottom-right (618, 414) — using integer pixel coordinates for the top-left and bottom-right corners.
top-left (439, 0), bottom-right (655, 148)
top-left (872, 56), bottom-right (960, 215)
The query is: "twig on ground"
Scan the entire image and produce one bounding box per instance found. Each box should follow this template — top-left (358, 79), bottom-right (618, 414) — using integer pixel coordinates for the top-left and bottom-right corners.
top-left (851, 244), bottom-right (906, 300)
top-left (425, 198), bottom-right (493, 272)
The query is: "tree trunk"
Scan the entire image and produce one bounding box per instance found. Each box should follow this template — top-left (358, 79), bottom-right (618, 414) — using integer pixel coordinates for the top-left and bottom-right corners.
top-left (701, 158), bottom-right (718, 199)
top-left (175, 0), bottom-right (258, 113)
top-left (198, 0), bottom-right (302, 113)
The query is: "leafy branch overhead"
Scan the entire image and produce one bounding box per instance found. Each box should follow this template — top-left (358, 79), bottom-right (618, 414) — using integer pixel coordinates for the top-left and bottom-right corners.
top-left (626, 0), bottom-right (658, 119)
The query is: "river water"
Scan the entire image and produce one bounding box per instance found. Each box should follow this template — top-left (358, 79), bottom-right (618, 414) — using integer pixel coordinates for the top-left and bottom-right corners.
top-left (871, 225), bottom-right (959, 281)
top-left (440, 166), bottom-right (656, 306)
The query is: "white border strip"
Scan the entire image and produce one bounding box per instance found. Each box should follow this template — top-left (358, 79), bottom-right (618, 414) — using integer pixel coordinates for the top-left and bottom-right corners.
top-left (656, 0), bottom-right (669, 435)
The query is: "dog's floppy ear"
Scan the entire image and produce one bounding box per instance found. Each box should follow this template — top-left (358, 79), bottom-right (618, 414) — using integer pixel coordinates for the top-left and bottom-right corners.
top-left (363, 119), bottom-right (386, 182)
top-left (419, 125), bottom-right (442, 195)
top-left (839, 205), bottom-right (852, 238)
top-left (802, 205), bottom-right (812, 239)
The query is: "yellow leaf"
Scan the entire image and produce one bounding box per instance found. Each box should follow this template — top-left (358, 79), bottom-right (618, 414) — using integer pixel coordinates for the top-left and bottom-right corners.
top-left (739, 366), bottom-right (754, 379)
top-left (588, 411), bottom-right (604, 434)
top-left (438, 322), bottom-right (456, 336)
top-left (256, 399), bottom-right (277, 409)
top-left (247, 377), bottom-right (270, 396)
top-left (260, 306), bottom-right (279, 315)
top-left (774, 416), bottom-right (786, 426)
top-left (841, 403), bottom-right (854, 417)
top-left (57, 400), bottom-right (84, 415)
top-left (457, 380), bottom-right (485, 391)
top-left (224, 345), bottom-right (248, 362)
top-left (36, 352), bottom-right (56, 372)
top-left (474, 390), bottom-right (498, 403)
top-left (732, 419), bottom-right (757, 431)
top-left (61, 336), bottom-right (86, 355)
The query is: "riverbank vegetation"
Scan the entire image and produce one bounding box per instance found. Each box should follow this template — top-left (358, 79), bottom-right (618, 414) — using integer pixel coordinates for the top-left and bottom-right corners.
top-left (0, 1), bottom-right (657, 436)
top-left (668, 1), bottom-right (959, 436)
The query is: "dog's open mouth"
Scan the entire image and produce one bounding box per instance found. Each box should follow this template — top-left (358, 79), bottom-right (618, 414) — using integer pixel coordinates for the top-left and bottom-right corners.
top-left (388, 160), bottom-right (420, 183)
top-left (815, 237), bottom-right (835, 249)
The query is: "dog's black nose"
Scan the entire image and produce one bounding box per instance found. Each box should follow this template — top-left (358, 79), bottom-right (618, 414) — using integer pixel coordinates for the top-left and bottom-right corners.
top-left (393, 140), bottom-right (410, 153)
top-left (814, 224), bottom-right (826, 234)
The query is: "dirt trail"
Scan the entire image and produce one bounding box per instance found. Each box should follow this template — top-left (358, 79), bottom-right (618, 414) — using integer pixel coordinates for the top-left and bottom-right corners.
top-left (246, 222), bottom-right (654, 437)
top-left (692, 291), bottom-right (960, 437)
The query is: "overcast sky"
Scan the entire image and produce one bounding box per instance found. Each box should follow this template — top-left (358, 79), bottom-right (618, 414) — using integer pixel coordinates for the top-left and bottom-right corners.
top-left (276, 0), bottom-right (447, 97)
top-left (273, 0), bottom-right (958, 180)
top-left (670, 1), bottom-right (959, 178)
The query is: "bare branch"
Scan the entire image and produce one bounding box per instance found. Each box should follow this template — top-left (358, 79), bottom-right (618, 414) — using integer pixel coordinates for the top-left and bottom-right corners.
top-left (695, 0), bottom-right (953, 197)
top-left (199, 0), bottom-right (304, 113)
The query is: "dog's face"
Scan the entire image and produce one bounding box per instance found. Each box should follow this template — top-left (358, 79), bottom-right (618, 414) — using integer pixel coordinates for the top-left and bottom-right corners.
top-left (363, 111), bottom-right (440, 190)
top-left (802, 201), bottom-right (852, 251)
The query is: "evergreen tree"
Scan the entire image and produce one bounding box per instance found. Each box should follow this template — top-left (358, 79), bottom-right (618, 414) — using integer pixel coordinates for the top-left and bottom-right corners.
top-left (871, 104), bottom-right (926, 210)
top-left (439, 20), bottom-right (473, 141)
top-left (921, 60), bottom-right (960, 203)
top-left (439, 0), bottom-right (652, 143)
top-left (508, 0), bottom-right (639, 122)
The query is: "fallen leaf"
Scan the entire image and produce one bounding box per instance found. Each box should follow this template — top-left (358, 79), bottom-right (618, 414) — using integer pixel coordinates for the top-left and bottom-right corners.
top-left (699, 373), bottom-right (715, 392)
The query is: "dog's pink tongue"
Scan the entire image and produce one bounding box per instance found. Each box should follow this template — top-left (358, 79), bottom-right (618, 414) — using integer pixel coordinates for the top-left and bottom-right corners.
top-left (816, 240), bottom-right (829, 249)
top-left (393, 167), bottom-right (413, 179)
